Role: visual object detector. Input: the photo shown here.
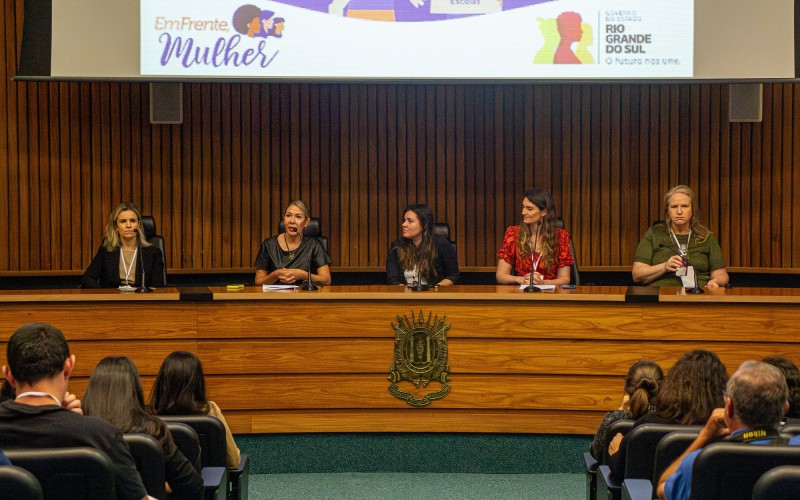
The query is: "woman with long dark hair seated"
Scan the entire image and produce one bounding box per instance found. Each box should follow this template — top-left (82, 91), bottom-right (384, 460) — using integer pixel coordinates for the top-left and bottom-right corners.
top-left (83, 356), bottom-right (203, 499)
top-left (386, 204), bottom-right (460, 287)
top-left (149, 351), bottom-right (241, 468)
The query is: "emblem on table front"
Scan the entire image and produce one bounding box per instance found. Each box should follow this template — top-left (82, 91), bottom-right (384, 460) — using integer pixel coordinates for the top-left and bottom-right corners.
top-left (388, 310), bottom-right (451, 406)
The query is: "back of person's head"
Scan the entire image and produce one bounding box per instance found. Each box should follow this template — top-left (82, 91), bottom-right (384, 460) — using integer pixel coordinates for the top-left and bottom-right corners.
top-left (149, 351), bottom-right (209, 415)
top-left (624, 361), bottom-right (664, 419)
top-left (6, 322), bottom-right (70, 385)
top-left (654, 349), bottom-right (727, 425)
top-left (762, 355), bottom-right (800, 419)
top-left (727, 360), bottom-right (787, 430)
top-left (84, 356), bottom-right (167, 440)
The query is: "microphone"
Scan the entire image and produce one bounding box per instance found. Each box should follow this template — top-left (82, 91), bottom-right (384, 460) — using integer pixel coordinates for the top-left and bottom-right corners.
top-left (684, 255), bottom-right (704, 294)
top-left (523, 221), bottom-right (542, 293)
top-left (133, 228), bottom-right (152, 293)
top-left (299, 259), bottom-right (319, 291)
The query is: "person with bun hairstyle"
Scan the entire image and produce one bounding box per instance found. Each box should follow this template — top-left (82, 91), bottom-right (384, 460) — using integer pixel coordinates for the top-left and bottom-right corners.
top-left (589, 361), bottom-right (663, 460)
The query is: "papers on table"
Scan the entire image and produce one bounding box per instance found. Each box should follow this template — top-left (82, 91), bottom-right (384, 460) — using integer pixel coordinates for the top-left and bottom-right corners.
top-left (263, 284), bottom-right (298, 291)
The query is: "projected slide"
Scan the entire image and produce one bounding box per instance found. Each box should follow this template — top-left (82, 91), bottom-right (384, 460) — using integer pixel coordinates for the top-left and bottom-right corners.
top-left (140, 0), bottom-right (694, 79)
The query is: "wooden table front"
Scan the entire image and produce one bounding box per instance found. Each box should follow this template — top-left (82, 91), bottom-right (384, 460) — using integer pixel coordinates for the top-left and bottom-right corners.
top-left (1, 285), bottom-right (799, 435)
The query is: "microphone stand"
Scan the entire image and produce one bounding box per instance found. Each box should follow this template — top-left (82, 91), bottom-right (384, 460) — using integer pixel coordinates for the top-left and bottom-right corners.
top-left (523, 221), bottom-right (542, 293)
top-left (685, 257), bottom-right (704, 294)
top-left (135, 229), bottom-right (151, 293)
top-left (299, 260), bottom-right (319, 291)
top-left (411, 268), bottom-right (429, 291)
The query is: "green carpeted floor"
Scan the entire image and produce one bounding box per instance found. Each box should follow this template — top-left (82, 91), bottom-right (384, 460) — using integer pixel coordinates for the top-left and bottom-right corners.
top-left (248, 472), bottom-right (584, 499)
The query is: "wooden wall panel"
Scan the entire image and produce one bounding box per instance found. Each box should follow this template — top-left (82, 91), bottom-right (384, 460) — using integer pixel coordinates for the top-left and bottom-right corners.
top-left (3, 4), bottom-right (800, 274)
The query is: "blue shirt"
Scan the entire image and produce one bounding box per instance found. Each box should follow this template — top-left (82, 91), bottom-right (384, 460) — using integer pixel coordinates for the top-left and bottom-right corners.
top-left (664, 432), bottom-right (800, 500)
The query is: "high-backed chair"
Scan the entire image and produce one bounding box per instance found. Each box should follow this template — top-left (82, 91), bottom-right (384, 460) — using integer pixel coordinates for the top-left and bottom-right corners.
top-left (141, 215), bottom-right (168, 285)
top-left (592, 418), bottom-right (635, 500)
top-left (623, 424), bottom-right (702, 481)
top-left (752, 465), bottom-right (800, 500)
top-left (432, 222), bottom-right (457, 254)
top-left (619, 428), bottom-right (702, 500)
top-left (5, 447), bottom-right (116, 500)
top-left (123, 433), bottom-right (167, 500)
top-left (690, 442), bottom-right (800, 500)
top-left (166, 421), bottom-right (227, 500)
top-left (0, 465), bottom-right (44, 500)
top-left (278, 216), bottom-right (329, 255)
top-left (554, 218), bottom-right (580, 286)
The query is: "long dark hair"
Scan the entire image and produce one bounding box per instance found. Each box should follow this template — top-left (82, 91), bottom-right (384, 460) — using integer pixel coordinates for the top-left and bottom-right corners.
top-left (624, 361), bottom-right (663, 420)
top-left (149, 351), bottom-right (210, 415)
top-left (396, 204), bottom-right (437, 283)
top-left (83, 356), bottom-right (175, 454)
top-left (517, 188), bottom-right (559, 267)
top-left (653, 350), bottom-right (727, 425)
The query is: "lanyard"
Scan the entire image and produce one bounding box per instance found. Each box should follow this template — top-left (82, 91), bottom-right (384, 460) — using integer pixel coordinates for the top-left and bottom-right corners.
top-left (121, 247), bottom-right (138, 284)
top-left (670, 229), bottom-right (691, 256)
top-left (16, 391), bottom-right (61, 406)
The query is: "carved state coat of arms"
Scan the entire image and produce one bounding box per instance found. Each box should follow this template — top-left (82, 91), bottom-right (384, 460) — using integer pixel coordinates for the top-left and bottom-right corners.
top-left (388, 310), bottom-right (451, 406)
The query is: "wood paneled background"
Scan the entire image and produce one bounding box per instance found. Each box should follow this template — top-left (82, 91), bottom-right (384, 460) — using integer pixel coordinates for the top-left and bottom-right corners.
top-left (2, 2), bottom-right (800, 274)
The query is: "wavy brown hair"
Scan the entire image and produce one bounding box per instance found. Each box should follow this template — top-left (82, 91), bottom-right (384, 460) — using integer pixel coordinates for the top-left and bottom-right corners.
top-left (517, 188), bottom-right (559, 268)
top-left (653, 349), bottom-right (727, 425)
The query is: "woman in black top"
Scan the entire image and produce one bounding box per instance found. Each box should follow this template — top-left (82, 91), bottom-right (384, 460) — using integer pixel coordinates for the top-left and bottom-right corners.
top-left (386, 204), bottom-right (460, 286)
top-left (254, 200), bottom-right (332, 286)
top-left (81, 202), bottom-right (165, 289)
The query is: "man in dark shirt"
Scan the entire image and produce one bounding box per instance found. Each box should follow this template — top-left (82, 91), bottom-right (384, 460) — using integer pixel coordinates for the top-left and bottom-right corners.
top-left (0, 322), bottom-right (148, 500)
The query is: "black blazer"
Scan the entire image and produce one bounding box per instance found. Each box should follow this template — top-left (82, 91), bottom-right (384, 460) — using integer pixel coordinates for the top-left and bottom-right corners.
top-left (386, 234), bottom-right (460, 285)
top-left (80, 245), bottom-right (165, 288)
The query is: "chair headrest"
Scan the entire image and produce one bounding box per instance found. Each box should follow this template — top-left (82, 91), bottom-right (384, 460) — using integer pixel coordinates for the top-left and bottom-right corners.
top-left (433, 222), bottom-right (450, 239)
top-left (141, 216), bottom-right (156, 240)
top-left (278, 217), bottom-right (321, 237)
top-left (553, 218), bottom-right (565, 229)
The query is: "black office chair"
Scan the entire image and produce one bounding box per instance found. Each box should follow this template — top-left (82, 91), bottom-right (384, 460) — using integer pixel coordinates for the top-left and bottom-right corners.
top-left (141, 215), bottom-right (168, 285)
top-left (166, 417), bottom-right (230, 500)
top-left (123, 433), bottom-right (167, 500)
top-left (619, 428), bottom-right (702, 500)
top-left (278, 216), bottom-right (329, 255)
top-left (164, 415), bottom-right (249, 500)
top-left (432, 222), bottom-right (458, 254)
top-left (554, 218), bottom-right (580, 286)
top-left (595, 418), bottom-right (636, 500)
top-left (624, 424), bottom-right (702, 481)
top-left (752, 465), bottom-right (800, 500)
top-left (690, 442), bottom-right (800, 500)
top-left (5, 447), bottom-right (116, 500)
top-left (0, 465), bottom-right (44, 500)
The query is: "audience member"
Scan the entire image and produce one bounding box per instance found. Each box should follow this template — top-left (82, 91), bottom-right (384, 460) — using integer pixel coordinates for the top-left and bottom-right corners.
top-left (589, 360), bottom-right (663, 460)
top-left (606, 349), bottom-right (727, 479)
top-left (149, 351), bottom-right (242, 468)
top-left (0, 322), bottom-right (147, 500)
top-left (83, 356), bottom-right (203, 500)
top-left (763, 355), bottom-right (800, 421)
top-left (657, 360), bottom-right (796, 500)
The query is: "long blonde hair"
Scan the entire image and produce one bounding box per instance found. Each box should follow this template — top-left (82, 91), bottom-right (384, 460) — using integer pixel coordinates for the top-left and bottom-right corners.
top-left (662, 185), bottom-right (710, 243)
top-left (103, 203), bottom-right (151, 251)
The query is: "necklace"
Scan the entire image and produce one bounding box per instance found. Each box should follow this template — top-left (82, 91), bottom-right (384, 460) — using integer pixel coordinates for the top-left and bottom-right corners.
top-left (283, 233), bottom-right (301, 260)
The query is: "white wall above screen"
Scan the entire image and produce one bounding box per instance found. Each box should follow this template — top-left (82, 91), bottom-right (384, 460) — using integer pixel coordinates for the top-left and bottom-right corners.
top-left (40, 0), bottom-right (797, 81)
